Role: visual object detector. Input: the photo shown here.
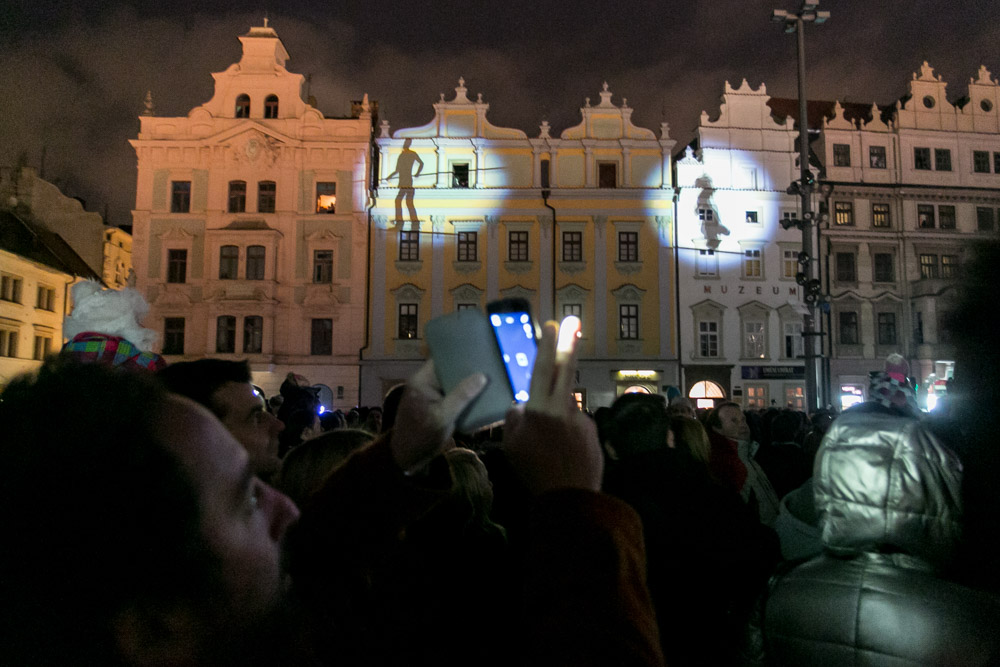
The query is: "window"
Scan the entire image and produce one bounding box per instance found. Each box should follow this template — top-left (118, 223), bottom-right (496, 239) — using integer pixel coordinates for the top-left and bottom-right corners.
top-left (171, 181), bottom-right (191, 213)
top-left (540, 159), bottom-right (551, 189)
top-left (698, 208), bottom-right (714, 222)
top-left (32, 335), bottom-right (51, 361)
top-left (263, 95), bottom-right (278, 119)
top-left (228, 181), bottom-right (246, 213)
top-left (784, 322), bottom-right (803, 358)
top-left (246, 246), bottom-right (265, 280)
top-left (456, 303), bottom-right (477, 311)
top-left (619, 304), bottom-right (638, 339)
top-left (872, 203), bottom-right (891, 228)
top-left (398, 304), bottom-right (418, 339)
top-left (786, 385), bottom-right (805, 410)
top-left (166, 249), bottom-right (187, 284)
top-left (914, 147), bottom-right (931, 170)
top-left (563, 303), bottom-right (582, 326)
top-left (618, 231), bottom-right (638, 262)
top-left (452, 164), bottom-right (469, 188)
top-left (939, 205), bottom-right (956, 230)
top-left (598, 162), bottom-right (617, 188)
top-left (313, 250), bottom-right (333, 283)
top-left (877, 313), bottom-right (897, 345)
top-left (941, 255), bottom-right (959, 279)
top-left (917, 204), bottom-right (935, 229)
top-left (243, 316), bottom-right (263, 354)
top-left (782, 250), bottom-right (797, 279)
top-left (35, 286), bottom-right (55, 311)
top-left (698, 321), bottom-right (719, 357)
top-left (974, 150), bottom-right (990, 173)
top-left (457, 232), bottom-right (478, 262)
top-left (743, 249), bottom-right (762, 278)
top-left (562, 231), bottom-right (582, 262)
top-left (163, 318), bottom-right (185, 355)
top-left (873, 253), bottom-right (894, 283)
top-left (316, 182), bottom-right (336, 213)
top-left (0, 329), bottom-right (19, 357)
top-left (235, 94), bottom-right (250, 118)
top-left (839, 311), bottom-right (859, 345)
top-left (833, 143), bottom-right (851, 167)
top-left (697, 249), bottom-right (718, 277)
top-left (977, 207), bottom-right (996, 232)
top-left (746, 385), bottom-right (767, 409)
top-left (835, 252), bottom-right (857, 282)
top-left (216, 316), bottom-right (236, 353)
top-left (919, 253), bottom-right (939, 279)
top-left (869, 145), bottom-right (887, 169)
top-left (509, 231), bottom-right (528, 262)
top-left (219, 245), bottom-right (239, 280)
top-left (744, 321), bottom-right (765, 359)
top-left (745, 211), bottom-right (759, 224)
top-left (0, 274), bottom-right (23, 303)
top-left (311, 318), bottom-right (333, 355)
top-left (399, 231), bottom-right (420, 261)
top-left (257, 181), bottom-right (276, 213)
top-left (934, 148), bottom-right (952, 171)
top-left (995, 152), bottom-right (1000, 174)
top-left (834, 201), bottom-right (854, 226)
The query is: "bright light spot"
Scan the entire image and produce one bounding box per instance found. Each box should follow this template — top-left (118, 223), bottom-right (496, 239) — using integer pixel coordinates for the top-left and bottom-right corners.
top-left (696, 399), bottom-right (715, 409)
top-left (317, 405), bottom-right (327, 415)
top-left (523, 323), bottom-right (533, 336)
top-left (490, 314), bottom-right (502, 327)
top-left (520, 314), bottom-right (529, 324)
top-left (515, 352), bottom-right (529, 367)
top-left (503, 353), bottom-right (511, 363)
top-left (926, 393), bottom-right (938, 411)
top-left (504, 315), bottom-right (515, 324)
top-left (515, 389), bottom-right (529, 402)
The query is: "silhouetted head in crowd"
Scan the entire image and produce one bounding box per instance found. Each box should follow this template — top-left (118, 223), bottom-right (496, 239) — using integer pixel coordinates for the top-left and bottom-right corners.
top-left (276, 374), bottom-right (321, 456)
top-left (604, 392), bottom-right (671, 459)
top-left (159, 358), bottom-right (284, 481)
top-left (708, 401), bottom-right (751, 442)
top-left (770, 410), bottom-right (803, 443)
top-left (669, 417), bottom-right (712, 466)
top-left (667, 396), bottom-right (697, 421)
top-left (275, 428), bottom-right (375, 506)
top-left (0, 358), bottom-right (300, 665)
top-left (380, 383), bottom-right (406, 432)
top-left (445, 448), bottom-right (501, 534)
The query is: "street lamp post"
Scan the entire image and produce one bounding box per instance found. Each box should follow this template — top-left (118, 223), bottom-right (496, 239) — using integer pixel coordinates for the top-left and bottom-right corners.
top-left (772, 1), bottom-right (830, 413)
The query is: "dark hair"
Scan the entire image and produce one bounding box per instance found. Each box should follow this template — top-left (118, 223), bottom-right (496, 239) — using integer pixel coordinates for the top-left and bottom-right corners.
top-left (770, 409), bottom-right (802, 442)
top-left (706, 401), bottom-right (741, 431)
top-left (605, 393), bottom-right (670, 458)
top-left (158, 358), bottom-right (253, 419)
top-left (0, 358), bottom-right (209, 665)
top-left (276, 428), bottom-right (374, 505)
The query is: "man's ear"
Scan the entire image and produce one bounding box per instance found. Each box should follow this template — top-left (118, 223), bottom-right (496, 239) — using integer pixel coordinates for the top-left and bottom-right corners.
top-left (113, 603), bottom-right (200, 666)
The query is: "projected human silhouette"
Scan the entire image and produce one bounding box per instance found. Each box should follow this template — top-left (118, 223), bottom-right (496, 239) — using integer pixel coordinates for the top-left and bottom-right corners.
top-left (387, 138), bottom-right (423, 227)
top-left (695, 177), bottom-right (729, 249)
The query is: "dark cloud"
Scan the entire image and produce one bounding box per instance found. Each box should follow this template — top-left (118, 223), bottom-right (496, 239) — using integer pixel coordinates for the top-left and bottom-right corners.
top-left (1, 1), bottom-right (997, 226)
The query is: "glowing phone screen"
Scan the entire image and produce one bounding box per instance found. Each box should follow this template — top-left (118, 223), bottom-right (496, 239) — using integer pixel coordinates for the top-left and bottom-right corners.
top-left (489, 312), bottom-right (537, 403)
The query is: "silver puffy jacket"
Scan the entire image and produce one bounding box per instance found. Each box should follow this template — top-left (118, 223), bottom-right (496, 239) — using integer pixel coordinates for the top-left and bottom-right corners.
top-left (754, 408), bottom-right (1000, 666)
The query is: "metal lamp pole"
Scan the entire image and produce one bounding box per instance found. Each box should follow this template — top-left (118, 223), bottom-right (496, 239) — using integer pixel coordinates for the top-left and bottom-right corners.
top-left (772, 1), bottom-right (830, 412)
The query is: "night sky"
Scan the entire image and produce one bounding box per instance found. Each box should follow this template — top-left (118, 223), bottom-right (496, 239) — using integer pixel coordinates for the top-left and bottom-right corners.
top-left (1, 1), bottom-right (998, 227)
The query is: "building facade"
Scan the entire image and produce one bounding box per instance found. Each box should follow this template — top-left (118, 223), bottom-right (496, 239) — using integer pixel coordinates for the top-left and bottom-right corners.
top-left (363, 80), bottom-right (677, 409)
top-left (818, 62), bottom-right (1000, 409)
top-left (675, 80), bottom-right (810, 411)
top-left (130, 23), bottom-right (372, 404)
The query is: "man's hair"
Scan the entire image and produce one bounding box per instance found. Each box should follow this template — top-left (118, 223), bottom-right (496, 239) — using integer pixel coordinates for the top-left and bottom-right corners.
top-left (770, 409), bottom-right (802, 442)
top-left (605, 393), bottom-right (670, 458)
top-left (0, 358), bottom-right (211, 665)
top-left (158, 358), bottom-right (253, 418)
top-left (706, 401), bottom-right (741, 431)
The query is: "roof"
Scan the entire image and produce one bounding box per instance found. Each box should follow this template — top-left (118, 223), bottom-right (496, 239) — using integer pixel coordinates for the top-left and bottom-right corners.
top-left (768, 98), bottom-right (895, 130)
top-left (0, 210), bottom-right (103, 281)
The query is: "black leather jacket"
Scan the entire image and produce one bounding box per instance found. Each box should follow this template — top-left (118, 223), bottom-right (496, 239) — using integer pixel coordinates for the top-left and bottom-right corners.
top-left (748, 409), bottom-right (1000, 666)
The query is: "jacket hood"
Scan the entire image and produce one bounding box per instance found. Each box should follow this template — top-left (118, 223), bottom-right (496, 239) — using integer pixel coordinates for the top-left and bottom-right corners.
top-left (814, 410), bottom-right (963, 569)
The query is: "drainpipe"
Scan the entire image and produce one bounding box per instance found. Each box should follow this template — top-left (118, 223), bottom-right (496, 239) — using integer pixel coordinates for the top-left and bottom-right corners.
top-left (358, 120), bottom-right (379, 408)
top-left (673, 185), bottom-right (683, 390)
top-left (542, 189), bottom-right (556, 318)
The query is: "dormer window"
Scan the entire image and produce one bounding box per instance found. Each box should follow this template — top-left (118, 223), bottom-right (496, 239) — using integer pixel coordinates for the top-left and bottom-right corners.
top-left (235, 94), bottom-right (250, 118)
top-left (264, 95), bottom-right (279, 119)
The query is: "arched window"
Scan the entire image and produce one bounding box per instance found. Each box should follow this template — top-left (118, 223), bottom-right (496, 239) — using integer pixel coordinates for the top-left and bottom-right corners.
top-left (235, 94), bottom-right (250, 118)
top-left (688, 380), bottom-right (726, 411)
top-left (264, 95), bottom-right (279, 119)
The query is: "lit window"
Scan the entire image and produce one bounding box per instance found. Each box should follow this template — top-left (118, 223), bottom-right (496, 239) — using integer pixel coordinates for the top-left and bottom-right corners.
top-left (264, 95), bottom-right (279, 119)
top-left (457, 232), bottom-right (478, 262)
top-left (618, 231), bottom-right (638, 262)
top-left (316, 182), bottom-right (336, 213)
top-left (743, 249), bottom-right (762, 278)
top-left (745, 211), bottom-right (759, 224)
top-left (235, 94), bottom-right (250, 118)
top-left (246, 246), bottom-right (265, 280)
top-left (399, 231), bottom-right (420, 261)
top-left (744, 321), bottom-right (765, 359)
top-left (219, 246), bottom-right (238, 280)
top-left (228, 181), bottom-right (246, 213)
top-left (509, 231), bottom-right (529, 262)
top-left (869, 146), bottom-right (887, 169)
top-left (216, 316), bottom-right (236, 354)
top-left (833, 143), bottom-right (851, 167)
top-left (619, 304), bottom-right (638, 340)
top-left (313, 250), bottom-right (333, 283)
top-left (563, 231), bottom-right (582, 262)
top-left (398, 304), bottom-right (418, 339)
top-left (872, 203), bottom-right (891, 228)
top-left (171, 181), bottom-right (191, 213)
top-left (697, 249), bottom-right (718, 277)
top-left (311, 318), bottom-right (333, 355)
top-left (919, 254), bottom-right (939, 279)
top-left (941, 255), bottom-right (959, 279)
top-left (834, 201), bottom-right (854, 226)
top-left (257, 181), bottom-right (276, 213)
top-left (782, 250), bottom-right (797, 279)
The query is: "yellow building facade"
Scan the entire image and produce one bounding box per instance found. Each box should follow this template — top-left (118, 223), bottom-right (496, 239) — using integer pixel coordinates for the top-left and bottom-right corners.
top-left (363, 80), bottom-right (677, 408)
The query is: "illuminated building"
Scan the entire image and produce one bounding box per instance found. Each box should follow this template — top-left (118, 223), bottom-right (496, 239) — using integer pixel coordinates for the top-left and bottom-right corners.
top-left (818, 62), bottom-right (1000, 409)
top-left (102, 227), bottom-right (132, 290)
top-left (364, 80), bottom-right (677, 408)
top-left (129, 22), bottom-right (372, 404)
top-left (675, 80), bottom-right (810, 410)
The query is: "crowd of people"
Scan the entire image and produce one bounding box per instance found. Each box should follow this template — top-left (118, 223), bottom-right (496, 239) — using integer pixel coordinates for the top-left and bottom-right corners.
top-left (3, 241), bottom-right (1000, 665)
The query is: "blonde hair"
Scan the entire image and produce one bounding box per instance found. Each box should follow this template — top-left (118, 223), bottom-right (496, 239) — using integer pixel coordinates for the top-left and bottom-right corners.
top-left (275, 429), bottom-right (374, 506)
top-left (670, 417), bottom-right (711, 466)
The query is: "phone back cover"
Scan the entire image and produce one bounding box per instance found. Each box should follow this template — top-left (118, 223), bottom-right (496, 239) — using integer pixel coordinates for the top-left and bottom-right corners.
top-left (424, 309), bottom-right (514, 433)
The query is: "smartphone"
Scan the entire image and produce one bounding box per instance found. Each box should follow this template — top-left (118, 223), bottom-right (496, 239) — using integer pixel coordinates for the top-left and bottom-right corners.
top-left (486, 298), bottom-right (539, 404)
top-left (423, 298), bottom-right (538, 433)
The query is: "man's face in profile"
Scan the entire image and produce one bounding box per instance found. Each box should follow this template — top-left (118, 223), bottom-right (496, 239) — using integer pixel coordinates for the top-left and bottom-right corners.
top-left (212, 381), bottom-right (284, 480)
top-left (715, 405), bottom-right (751, 442)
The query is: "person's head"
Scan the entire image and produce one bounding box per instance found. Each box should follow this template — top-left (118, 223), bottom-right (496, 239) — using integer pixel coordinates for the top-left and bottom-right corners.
top-left (708, 401), bottom-right (750, 442)
top-left (159, 359), bottom-right (284, 480)
top-left (770, 409), bottom-right (803, 443)
top-left (605, 392), bottom-right (671, 459)
top-left (667, 396), bottom-right (696, 421)
top-left (275, 428), bottom-right (375, 506)
top-left (669, 417), bottom-right (712, 466)
top-left (445, 448), bottom-right (497, 532)
top-left (0, 358), bottom-right (299, 665)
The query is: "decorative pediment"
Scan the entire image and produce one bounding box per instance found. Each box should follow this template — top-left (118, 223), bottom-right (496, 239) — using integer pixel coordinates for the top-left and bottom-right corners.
top-left (611, 283), bottom-right (646, 303)
top-left (393, 78), bottom-right (527, 140)
top-left (204, 285), bottom-right (278, 304)
top-left (556, 283), bottom-right (588, 302)
top-left (155, 288), bottom-right (194, 307)
top-left (157, 226), bottom-right (195, 241)
top-left (737, 300), bottom-right (772, 316)
top-left (499, 285), bottom-right (536, 301)
top-left (690, 298), bottom-right (726, 316)
top-left (449, 283), bottom-right (484, 303)
top-left (561, 83), bottom-right (656, 140)
top-left (306, 228), bottom-right (345, 242)
top-left (391, 283), bottom-right (425, 302)
top-left (861, 104), bottom-right (890, 132)
top-left (303, 284), bottom-right (340, 307)
top-left (777, 303), bottom-right (805, 320)
top-left (872, 291), bottom-right (904, 304)
top-left (221, 128), bottom-right (287, 167)
top-left (973, 65), bottom-right (997, 86)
